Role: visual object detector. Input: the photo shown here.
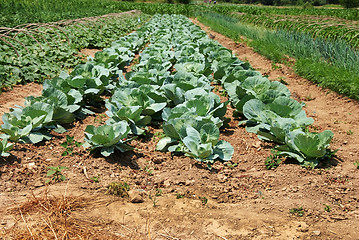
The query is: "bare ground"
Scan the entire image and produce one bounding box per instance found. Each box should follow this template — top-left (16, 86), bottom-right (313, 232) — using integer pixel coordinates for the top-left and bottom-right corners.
top-left (0, 19), bottom-right (358, 240)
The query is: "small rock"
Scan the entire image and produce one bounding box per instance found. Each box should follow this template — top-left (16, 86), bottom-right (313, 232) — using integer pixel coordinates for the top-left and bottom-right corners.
top-left (128, 190), bottom-right (144, 203)
top-left (185, 180), bottom-right (194, 186)
top-left (253, 141), bottom-right (261, 148)
top-left (217, 174), bottom-right (227, 183)
top-left (175, 180), bottom-right (185, 185)
top-left (297, 222), bottom-right (309, 232)
top-left (28, 162), bottom-right (36, 169)
top-left (34, 180), bottom-right (44, 188)
top-left (313, 230), bottom-right (321, 236)
top-left (163, 180), bottom-right (171, 188)
top-left (153, 157), bottom-right (164, 164)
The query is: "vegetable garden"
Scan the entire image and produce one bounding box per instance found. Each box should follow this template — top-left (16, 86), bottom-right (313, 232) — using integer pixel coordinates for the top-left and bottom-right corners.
top-left (1, 8), bottom-right (359, 240)
top-left (0, 14), bottom-right (334, 169)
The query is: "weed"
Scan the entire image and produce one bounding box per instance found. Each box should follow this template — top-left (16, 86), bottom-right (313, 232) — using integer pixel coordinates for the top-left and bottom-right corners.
top-left (353, 161), bottom-right (359, 169)
top-left (303, 161), bottom-right (316, 170)
top-left (290, 207), bottom-right (304, 217)
top-left (143, 165), bottom-right (153, 176)
top-left (93, 113), bottom-right (106, 124)
top-left (278, 76), bottom-right (288, 85)
top-left (90, 176), bottom-right (99, 183)
top-left (311, 125), bottom-right (322, 131)
top-left (153, 131), bottom-right (165, 139)
top-left (60, 135), bottom-right (83, 156)
top-left (199, 196), bottom-right (208, 205)
top-left (265, 149), bottom-right (282, 170)
top-left (347, 130), bottom-right (354, 135)
top-left (132, 57), bottom-right (140, 65)
top-left (271, 62), bottom-right (282, 70)
top-left (220, 89), bottom-right (227, 97)
top-left (225, 162), bottom-right (238, 169)
top-left (46, 166), bottom-right (68, 184)
top-left (328, 176), bottom-right (348, 184)
top-left (176, 193), bottom-right (184, 199)
top-left (304, 94), bottom-right (313, 101)
top-left (323, 204), bottom-right (331, 212)
top-left (155, 188), bottom-right (162, 197)
top-left (149, 194), bottom-right (158, 207)
top-left (214, 86), bottom-right (219, 92)
top-left (106, 182), bottom-right (129, 197)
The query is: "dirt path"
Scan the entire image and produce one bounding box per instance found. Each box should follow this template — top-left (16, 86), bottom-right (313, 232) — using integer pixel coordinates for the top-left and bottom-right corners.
top-left (0, 19), bottom-right (359, 240)
top-left (0, 83), bottom-right (43, 119)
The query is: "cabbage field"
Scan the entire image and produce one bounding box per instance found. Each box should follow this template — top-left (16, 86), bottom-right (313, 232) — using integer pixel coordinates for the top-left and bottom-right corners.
top-left (0, 14), bottom-right (334, 169)
top-left (1, 12), bottom-right (358, 240)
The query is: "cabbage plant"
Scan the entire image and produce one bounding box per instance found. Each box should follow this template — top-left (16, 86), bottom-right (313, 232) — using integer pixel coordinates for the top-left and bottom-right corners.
top-left (83, 121), bottom-right (133, 157)
top-left (0, 138), bottom-right (14, 157)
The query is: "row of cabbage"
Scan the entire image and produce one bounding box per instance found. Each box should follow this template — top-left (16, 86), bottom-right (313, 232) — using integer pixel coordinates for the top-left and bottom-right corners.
top-left (198, 29), bottom-right (334, 168)
top-left (84, 15), bottom-right (235, 168)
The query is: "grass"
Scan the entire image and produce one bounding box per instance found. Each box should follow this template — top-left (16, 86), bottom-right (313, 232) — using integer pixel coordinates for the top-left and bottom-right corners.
top-left (198, 12), bottom-right (359, 101)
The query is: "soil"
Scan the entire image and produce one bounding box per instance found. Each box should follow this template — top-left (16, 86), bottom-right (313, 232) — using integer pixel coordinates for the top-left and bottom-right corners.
top-left (1, 19), bottom-right (359, 239)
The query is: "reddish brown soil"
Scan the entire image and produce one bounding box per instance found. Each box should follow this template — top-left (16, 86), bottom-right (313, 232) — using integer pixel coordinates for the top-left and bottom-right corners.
top-left (0, 20), bottom-right (359, 239)
top-left (0, 83), bottom-right (42, 122)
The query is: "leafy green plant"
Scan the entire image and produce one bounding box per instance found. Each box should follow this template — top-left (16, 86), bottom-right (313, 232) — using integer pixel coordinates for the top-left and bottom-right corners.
top-left (0, 138), bottom-right (14, 157)
top-left (276, 130), bottom-right (334, 167)
top-left (199, 196), bottom-right (208, 205)
top-left (154, 131), bottom-right (166, 140)
top-left (290, 206), bottom-right (304, 217)
top-left (225, 162), bottom-right (238, 169)
top-left (143, 165), bottom-right (153, 176)
top-left (0, 103), bottom-right (54, 144)
top-left (347, 130), bottom-right (354, 135)
top-left (265, 149), bottom-right (282, 170)
top-left (149, 194), bottom-right (158, 207)
top-left (354, 161), bottom-right (359, 169)
top-left (94, 114), bottom-right (106, 124)
top-left (90, 176), bottom-right (99, 183)
top-left (83, 121), bottom-right (133, 157)
top-left (176, 193), bottom-right (184, 199)
top-left (220, 89), bottom-right (227, 97)
top-left (155, 188), bottom-right (162, 197)
top-left (46, 166), bottom-right (68, 183)
top-left (60, 135), bottom-right (83, 156)
top-left (106, 182), bottom-right (130, 197)
top-left (324, 204), bottom-right (331, 212)
top-left (271, 62), bottom-right (282, 70)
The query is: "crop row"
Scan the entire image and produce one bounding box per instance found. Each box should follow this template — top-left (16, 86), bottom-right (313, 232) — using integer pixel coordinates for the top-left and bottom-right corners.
top-left (86, 15), bottom-right (235, 168)
top-left (199, 12), bottom-right (359, 101)
top-left (0, 14), bottom-right (334, 169)
top-left (231, 13), bottom-right (359, 48)
top-left (0, 12), bottom-right (148, 90)
top-left (206, 4), bottom-right (359, 21)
